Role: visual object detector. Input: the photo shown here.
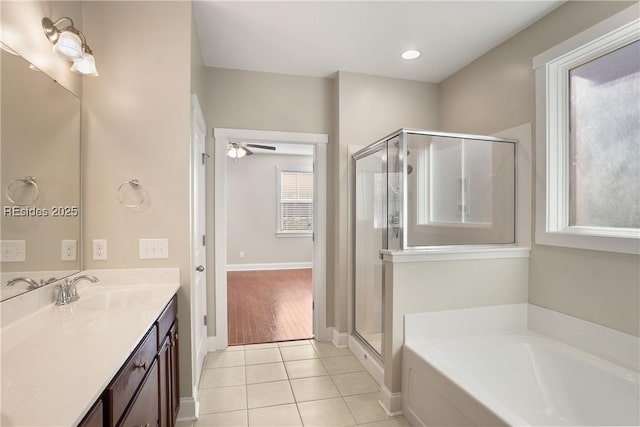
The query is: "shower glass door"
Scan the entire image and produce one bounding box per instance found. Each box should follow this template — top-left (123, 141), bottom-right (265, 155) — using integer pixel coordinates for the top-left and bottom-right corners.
top-left (353, 144), bottom-right (386, 359)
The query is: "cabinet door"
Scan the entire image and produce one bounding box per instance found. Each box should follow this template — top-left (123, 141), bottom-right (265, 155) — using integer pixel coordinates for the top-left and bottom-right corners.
top-left (158, 335), bottom-right (171, 427)
top-left (79, 399), bottom-right (104, 427)
top-left (118, 360), bottom-right (159, 427)
top-left (169, 321), bottom-right (180, 425)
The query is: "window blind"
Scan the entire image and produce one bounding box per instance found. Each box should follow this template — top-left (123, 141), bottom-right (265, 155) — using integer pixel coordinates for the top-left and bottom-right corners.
top-left (280, 171), bottom-right (313, 232)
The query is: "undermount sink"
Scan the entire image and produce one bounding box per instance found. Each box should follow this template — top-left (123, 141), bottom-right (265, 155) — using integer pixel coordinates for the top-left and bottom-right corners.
top-left (75, 288), bottom-right (167, 311)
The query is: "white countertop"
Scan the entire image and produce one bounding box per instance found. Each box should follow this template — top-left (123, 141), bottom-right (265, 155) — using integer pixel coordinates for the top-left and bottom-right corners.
top-left (0, 268), bottom-right (180, 427)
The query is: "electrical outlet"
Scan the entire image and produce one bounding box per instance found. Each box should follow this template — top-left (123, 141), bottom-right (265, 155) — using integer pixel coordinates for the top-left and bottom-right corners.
top-left (139, 238), bottom-right (169, 259)
top-left (92, 239), bottom-right (107, 260)
top-left (239, 251), bottom-right (245, 258)
top-left (1, 240), bottom-right (26, 262)
top-left (61, 240), bottom-right (77, 261)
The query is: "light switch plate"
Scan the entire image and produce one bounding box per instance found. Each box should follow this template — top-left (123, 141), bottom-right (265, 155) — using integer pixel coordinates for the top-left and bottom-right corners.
top-left (1, 240), bottom-right (26, 262)
top-left (139, 238), bottom-right (169, 259)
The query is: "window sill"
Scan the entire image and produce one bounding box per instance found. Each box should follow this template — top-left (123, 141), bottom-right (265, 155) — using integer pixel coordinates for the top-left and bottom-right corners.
top-left (276, 232), bottom-right (312, 238)
top-left (535, 228), bottom-right (639, 254)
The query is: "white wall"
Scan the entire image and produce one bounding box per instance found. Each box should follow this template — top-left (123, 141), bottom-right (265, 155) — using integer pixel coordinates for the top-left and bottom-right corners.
top-left (81, 0), bottom-right (195, 400)
top-left (438, 0), bottom-right (640, 336)
top-left (226, 153), bottom-right (313, 266)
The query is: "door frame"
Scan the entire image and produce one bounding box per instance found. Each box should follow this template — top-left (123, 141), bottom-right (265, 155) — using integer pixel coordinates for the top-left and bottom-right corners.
top-left (190, 95), bottom-right (208, 391)
top-left (213, 128), bottom-right (329, 349)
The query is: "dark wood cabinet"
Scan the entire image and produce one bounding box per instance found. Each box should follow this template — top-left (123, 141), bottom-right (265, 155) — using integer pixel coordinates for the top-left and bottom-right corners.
top-left (79, 399), bottom-right (104, 427)
top-left (158, 298), bottom-right (179, 427)
top-left (118, 361), bottom-right (159, 427)
top-left (79, 295), bottom-right (179, 427)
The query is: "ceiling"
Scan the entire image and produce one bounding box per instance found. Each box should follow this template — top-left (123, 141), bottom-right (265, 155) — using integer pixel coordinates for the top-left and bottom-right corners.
top-left (194, 1), bottom-right (563, 83)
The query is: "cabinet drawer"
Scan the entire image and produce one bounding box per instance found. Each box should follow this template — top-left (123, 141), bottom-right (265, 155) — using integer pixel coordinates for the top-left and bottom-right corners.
top-left (79, 399), bottom-right (104, 427)
top-left (157, 296), bottom-right (177, 346)
top-left (117, 360), bottom-right (159, 427)
top-left (108, 325), bottom-right (158, 426)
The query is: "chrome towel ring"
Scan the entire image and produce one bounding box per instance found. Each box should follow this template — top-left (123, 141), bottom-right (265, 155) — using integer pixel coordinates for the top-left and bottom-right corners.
top-left (117, 179), bottom-right (146, 208)
top-left (5, 176), bottom-right (40, 206)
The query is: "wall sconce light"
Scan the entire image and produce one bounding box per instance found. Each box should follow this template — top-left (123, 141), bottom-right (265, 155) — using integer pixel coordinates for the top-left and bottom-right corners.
top-left (42, 17), bottom-right (98, 76)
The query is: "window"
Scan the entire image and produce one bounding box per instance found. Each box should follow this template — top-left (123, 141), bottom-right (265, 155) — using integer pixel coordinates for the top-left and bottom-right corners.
top-left (277, 170), bottom-right (313, 235)
top-left (534, 7), bottom-right (640, 253)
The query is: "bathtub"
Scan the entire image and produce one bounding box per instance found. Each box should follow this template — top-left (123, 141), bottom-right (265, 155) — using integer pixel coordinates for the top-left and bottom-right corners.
top-left (402, 304), bottom-right (640, 426)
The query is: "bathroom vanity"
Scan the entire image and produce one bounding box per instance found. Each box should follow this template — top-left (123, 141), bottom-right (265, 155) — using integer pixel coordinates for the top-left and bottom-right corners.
top-left (0, 268), bottom-right (180, 427)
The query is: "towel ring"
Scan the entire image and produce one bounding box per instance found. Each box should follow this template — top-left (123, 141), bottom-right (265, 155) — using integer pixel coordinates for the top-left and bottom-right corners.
top-left (117, 179), bottom-right (146, 208)
top-left (5, 176), bottom-right (40, 206)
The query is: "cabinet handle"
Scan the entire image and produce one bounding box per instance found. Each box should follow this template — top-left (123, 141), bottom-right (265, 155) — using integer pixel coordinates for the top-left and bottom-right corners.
top-left (134, 361), bottom-right (147, 370)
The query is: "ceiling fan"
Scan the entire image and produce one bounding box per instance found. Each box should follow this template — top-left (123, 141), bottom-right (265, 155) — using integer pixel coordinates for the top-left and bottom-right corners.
top-left (227, 141), bottom-right (276, 158)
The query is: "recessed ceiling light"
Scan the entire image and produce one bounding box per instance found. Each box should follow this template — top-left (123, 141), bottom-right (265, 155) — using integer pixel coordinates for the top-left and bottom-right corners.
top-left (401, 49), bottom-right (421, 60)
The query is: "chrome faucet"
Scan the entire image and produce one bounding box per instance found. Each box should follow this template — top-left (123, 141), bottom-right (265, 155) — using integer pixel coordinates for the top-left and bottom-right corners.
top-left (55, 275), bottom-right (100, 305)
top-left (6, 277), bottom-right (41, 290)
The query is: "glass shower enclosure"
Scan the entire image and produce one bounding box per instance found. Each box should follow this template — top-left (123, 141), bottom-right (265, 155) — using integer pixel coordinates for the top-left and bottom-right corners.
top-left (352, 129), bottom-right (517, 360)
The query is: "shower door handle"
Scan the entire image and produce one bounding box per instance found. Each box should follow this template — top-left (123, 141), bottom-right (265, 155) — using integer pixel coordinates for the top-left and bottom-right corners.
top-left (196, 265), bottom-right (205, 272)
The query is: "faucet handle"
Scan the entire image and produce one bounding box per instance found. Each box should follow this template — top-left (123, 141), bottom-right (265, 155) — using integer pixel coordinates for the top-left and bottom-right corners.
top-left (55, 283), bottom-right (70, 305)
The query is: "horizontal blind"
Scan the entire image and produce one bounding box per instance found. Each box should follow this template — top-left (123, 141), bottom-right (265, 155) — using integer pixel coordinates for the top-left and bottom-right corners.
top-left (281, 171), bottom-right (313, 232)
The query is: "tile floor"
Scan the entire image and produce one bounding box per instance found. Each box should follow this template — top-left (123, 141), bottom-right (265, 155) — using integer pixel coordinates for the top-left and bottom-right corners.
top-left (177, 340), bottom-right (410, 427)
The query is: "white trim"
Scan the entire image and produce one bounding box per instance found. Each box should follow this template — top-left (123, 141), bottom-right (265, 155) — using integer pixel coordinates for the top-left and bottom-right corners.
top-left (207, 335), bottom-right (218, 352)
top-left (176, 397), bottom-right (198, 422)
top-left (534, 7), bottom-right (640, 254)
top-left (381, 246), bottom-right (530, 263)
top-left (226, 262), bottom-right (312, 271)
top-left (330, 327), bottom-right (348, 348)
top-left (379, 385), bottom-right (403, 416)
top-left (214, 128), bottom-right (329, 349)
top-left (347, 334), bottom-right (384, 385)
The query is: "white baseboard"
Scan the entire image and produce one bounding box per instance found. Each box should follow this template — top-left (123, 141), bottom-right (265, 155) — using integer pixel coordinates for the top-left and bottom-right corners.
top-left (226, 262), bottom-right (312, 271)
top-left (207, 336), bottom-right (219, 352)
top-left (329, 327), bottom-right (348, 347)
top-left (176, 397), bottom-right (198, 422)
top-left (380, 385), bottom-right (403, 416)
top-left (347, 334), bottom-right (384, 386)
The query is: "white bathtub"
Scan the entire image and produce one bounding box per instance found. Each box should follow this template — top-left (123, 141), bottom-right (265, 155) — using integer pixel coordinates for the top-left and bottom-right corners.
top-left (402, 304), bottom-right (640, 426)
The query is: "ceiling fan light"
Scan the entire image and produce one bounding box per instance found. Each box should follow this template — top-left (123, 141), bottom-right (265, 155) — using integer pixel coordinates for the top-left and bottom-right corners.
top-left (70, 52), bottom-right (99, 76)
top-left (52, 30), bottom-right (83, 61)
top-left (227, 146), bottom-right (246, 159)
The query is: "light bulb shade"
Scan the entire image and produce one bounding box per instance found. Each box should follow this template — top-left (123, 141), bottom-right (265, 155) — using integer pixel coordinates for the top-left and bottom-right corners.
top-left (227, 146), bottom-right (247, 159)
top-left (70, 52), bottom-right (98, 76)
top-left (53, 30), bottom-right (83, 61)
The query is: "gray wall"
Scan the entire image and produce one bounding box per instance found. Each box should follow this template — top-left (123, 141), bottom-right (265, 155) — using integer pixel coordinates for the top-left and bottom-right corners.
top-left (82, 0), bottom-right (195, 397)
top-left (227, 154), bottom-right (313, 265)
top-left (439, 1), bottom-right (639, 336)
top-left (334, 71), bottom-right (440, 332)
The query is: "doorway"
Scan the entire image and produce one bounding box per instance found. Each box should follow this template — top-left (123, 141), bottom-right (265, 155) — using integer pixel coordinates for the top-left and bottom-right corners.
top-left (213, 128), bottom-right (328, 350)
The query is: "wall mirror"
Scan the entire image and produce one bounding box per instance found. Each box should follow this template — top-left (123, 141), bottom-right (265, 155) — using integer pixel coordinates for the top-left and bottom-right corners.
top-left (0, 44), bottom-right (81, 301)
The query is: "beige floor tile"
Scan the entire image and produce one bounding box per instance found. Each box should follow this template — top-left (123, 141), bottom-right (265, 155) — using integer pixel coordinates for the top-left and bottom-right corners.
top-left (284, 359), bottom-right (328, 379)
top-left (244, 342), bottom-right (278, 350)
top-left (343, 392), bottom-right (388, 424)
top-left (312, 341), bottom-right (352, 358)
top-left (279, 345), bottom-right (318, 361)
top-left (245, 362), bottom-right (287, 384)
top-left (297, 397), bottom-right (357, 427)
top-left (290, 376), bottom-right (340, 402)
top-left (176, 422), bottom-right (194, 427)
top-left (359, 416), bottom-right (411, 427)
top-left (206, 351), bottom-right (246, 369)
top-left (246, 380), bottom-right (294, 408)
top-left (245, 348), bottom-right (283, 365)
top-left (226, 345), bottom-right (246, 352)
top-left (247, 404), bottom-right (302, 426)
top-left (278, 339), bottom-right (311, 347)
top-left (199, 385), bottom-right (247, 414)
top-left (195, 410), bottom-right (248, 427)
top-left (201, 366), bottom-right (246, 389)
top-left (332, 372), bottom-right (380, 396)
top-left (321, 355), bottom-right (365, 375)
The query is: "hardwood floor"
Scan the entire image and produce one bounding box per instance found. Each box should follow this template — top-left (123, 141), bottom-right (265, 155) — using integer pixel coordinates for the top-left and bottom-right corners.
top-left (227, 268), bottom-right (313, 346)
